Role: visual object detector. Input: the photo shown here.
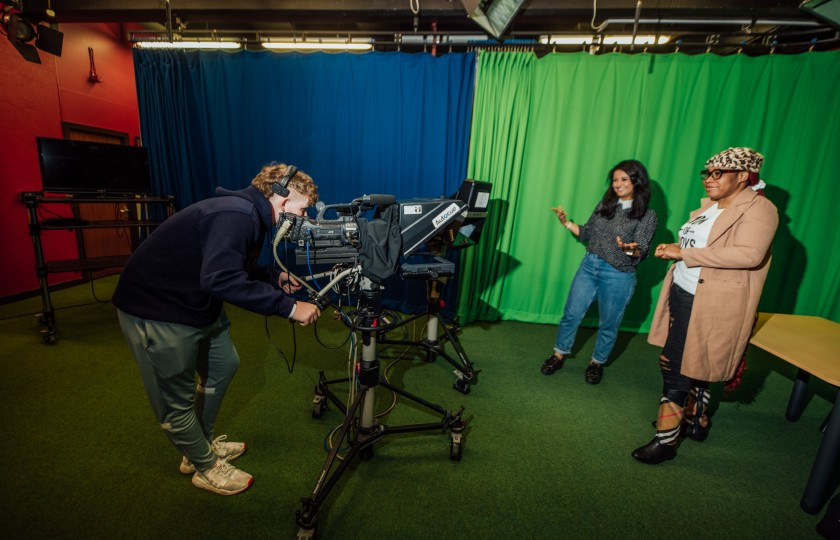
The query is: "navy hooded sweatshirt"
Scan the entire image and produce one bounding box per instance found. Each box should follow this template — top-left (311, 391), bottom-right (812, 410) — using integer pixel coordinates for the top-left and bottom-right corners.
top-left (113, 185), bottom-right (296, 327)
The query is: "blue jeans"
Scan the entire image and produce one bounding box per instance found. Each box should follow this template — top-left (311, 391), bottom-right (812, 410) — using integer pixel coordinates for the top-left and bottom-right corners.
top-left (554, 252), bottom-right (636, 364)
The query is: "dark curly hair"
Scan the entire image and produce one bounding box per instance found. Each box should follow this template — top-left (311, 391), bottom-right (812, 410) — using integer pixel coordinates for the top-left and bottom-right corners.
top-left (595, 159), bottom-right (651, 220)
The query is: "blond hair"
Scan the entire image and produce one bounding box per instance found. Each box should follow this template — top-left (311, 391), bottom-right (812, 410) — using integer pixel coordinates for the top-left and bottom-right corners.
top-left (250, 162), bottom-right (318, 205)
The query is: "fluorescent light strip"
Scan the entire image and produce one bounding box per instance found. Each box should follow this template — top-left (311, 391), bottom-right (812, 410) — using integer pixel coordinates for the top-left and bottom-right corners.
top-left (604, 35), bottom-right (671, 45)
top-left (261, 41), bottom-right (373, 51)
top-left (135, 41), bottom-right (241, 49)
top-left (542, 35), bottom-right (671, 45)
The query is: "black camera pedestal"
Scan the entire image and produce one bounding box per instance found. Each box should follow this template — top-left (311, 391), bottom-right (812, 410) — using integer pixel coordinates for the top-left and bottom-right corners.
top-left (296, 277), bottom-right (467, 540)
top-left (378, 276), bottom-right (476, 394)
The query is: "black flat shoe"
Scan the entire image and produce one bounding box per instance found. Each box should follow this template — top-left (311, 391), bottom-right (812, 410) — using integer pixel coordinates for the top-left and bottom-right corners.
top-left (632, 438), bottom-right (676, 465)
top-left (584, 362), bottom-right (603, 384)
top-left (541, 356), bottom-right (565, 375)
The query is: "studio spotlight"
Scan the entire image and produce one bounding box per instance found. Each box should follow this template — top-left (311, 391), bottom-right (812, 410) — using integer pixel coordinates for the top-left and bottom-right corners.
top-left (4, 13), bottom-right (40, 63)
top-left (2, 8), bottom-right (63, 64)
top-left (8, 12), bottom-right (35, 41)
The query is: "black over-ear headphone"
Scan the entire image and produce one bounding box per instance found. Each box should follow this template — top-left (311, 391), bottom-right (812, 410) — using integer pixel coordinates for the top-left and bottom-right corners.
top-left (271, 164), bottom-right (298, 197)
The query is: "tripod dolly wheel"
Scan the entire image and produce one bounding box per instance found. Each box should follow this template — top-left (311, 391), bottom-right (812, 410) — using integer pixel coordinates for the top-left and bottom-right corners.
top-left (453, 378), bottom-right (470, 395)
top-left (311, 395), bottom-right (328, 419)
top-left (41, 330), bottom-right (57, 345)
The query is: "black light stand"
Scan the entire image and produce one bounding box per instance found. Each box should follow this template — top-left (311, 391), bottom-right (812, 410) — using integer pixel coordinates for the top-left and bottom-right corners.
top-left (295, 276), bottom-right (467, 540)
top-left (377, 273), bottom-right (475, 394)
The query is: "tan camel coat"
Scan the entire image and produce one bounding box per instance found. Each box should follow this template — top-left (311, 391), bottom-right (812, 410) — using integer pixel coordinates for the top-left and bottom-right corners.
top-left (647, 187), bottom-right (779, 382)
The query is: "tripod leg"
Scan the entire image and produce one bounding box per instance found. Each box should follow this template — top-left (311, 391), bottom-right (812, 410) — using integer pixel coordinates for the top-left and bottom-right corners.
top-left (423, 279), bottom-right (442, 363)
top-left (297, 388), bottom-right (367, 537)
top-left (434, 316), bottom-right (475, 394)
top-left (358, 386), bottom-right (376, 461)
top-left (438, 316), bottom-right (471, 371)
top-left (425, 316), bottom-right (439, 363)
top-left (450, 412), bottom-right (466, 461)
top-left (357, 324), bottom-right (380, 460)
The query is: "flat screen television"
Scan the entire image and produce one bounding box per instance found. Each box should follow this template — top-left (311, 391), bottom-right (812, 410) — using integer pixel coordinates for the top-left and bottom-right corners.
top-left (37, 137), bottom-right (153, 194)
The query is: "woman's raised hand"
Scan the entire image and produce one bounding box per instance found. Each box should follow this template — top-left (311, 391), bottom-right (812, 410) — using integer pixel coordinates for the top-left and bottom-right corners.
top-left (552, 206), bottom-right (568, 224)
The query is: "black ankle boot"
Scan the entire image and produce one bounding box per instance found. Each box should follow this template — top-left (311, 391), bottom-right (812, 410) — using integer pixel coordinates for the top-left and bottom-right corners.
top-left (683, 386), bottom-right (710, 442)
top-left (683, 419), bottom-right (710, 442)
top-left (632, 438), bottom-right (676, 465)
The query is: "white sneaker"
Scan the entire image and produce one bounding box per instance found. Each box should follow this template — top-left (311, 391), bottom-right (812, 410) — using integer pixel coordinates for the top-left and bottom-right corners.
top-left (180, 435), bottom-right (247, 474)
top-left (211, 434), bottom-right (246, 460)
top-left (191, 458), bottom-right (253, 496)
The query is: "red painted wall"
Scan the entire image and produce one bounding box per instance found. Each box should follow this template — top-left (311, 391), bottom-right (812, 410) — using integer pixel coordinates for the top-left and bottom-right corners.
top-left (0, 22), bottom-right (140, 299)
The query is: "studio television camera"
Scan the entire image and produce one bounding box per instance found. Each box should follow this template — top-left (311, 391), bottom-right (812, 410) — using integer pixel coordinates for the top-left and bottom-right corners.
top-left (278, 179), bottom-right (491, 303)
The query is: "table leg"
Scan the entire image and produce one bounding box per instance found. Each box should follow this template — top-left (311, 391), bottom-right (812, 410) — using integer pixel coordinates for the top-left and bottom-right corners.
top-left (801, 389), bottom-right (840, 514)
top-left (786, 369), bottom-right (811, 421)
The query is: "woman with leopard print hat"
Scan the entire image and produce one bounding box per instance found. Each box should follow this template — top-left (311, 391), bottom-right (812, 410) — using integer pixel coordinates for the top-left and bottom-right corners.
top-left (632, 147), bottom-right (778, 465)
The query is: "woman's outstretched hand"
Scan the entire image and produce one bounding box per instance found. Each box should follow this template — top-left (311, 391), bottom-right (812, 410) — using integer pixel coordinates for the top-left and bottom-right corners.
top-left (617, 236), bottom-right (640, 258)
top-left (654, 243), bottom-right (683, 260)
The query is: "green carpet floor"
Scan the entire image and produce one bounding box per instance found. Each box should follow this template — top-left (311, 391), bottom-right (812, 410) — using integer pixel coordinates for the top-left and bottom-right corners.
top-left (0, 276), bottom-right (834, 539)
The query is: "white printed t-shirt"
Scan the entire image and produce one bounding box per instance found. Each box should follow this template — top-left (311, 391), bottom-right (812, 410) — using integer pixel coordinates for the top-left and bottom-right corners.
top-left (672, 203), bottom-right (726, 294)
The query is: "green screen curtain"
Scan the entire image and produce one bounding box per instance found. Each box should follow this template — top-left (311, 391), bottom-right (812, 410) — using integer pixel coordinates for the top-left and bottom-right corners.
top-left (458, 50), bottom-right (840, 331)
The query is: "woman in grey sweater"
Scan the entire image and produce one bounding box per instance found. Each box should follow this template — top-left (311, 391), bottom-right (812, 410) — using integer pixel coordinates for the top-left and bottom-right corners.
top-left (541, 160), bottom-right (658, 384)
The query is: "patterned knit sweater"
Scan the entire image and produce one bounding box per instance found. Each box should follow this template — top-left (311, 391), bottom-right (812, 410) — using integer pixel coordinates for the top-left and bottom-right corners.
top-left (577, 204), bottom-right (658, 273)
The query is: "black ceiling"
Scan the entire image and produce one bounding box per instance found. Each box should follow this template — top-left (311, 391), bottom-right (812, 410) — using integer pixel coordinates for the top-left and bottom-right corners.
top-left (42, 0), bottom-right (840, 54)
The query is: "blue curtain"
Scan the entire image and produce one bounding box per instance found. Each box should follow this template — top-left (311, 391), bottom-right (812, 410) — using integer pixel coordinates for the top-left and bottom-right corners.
top-left (134, 49), bottom-right (475, 206)
top-left (133, 49), bottom-right (476, 313)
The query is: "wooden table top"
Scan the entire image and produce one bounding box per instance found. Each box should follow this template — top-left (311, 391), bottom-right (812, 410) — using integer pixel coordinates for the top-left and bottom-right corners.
top-left (751, 313), bottom-right (840, 387)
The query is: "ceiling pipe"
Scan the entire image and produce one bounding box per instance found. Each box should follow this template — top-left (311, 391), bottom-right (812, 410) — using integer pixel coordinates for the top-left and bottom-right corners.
top-left (605, 18), bottom-right (823, 27)
top-left (164, 0), bottom-right (173, 42)
top-left (128, 18), bottom-right (827, 44)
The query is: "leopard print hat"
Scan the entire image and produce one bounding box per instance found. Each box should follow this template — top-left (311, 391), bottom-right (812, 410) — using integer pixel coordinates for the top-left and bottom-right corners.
top-left (705, 147), bottom-right (764, 173)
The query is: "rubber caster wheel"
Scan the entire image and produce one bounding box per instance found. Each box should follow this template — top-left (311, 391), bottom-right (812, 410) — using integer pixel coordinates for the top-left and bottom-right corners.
top-left (453, 379), bottom-right (471, 395)
top-left (42, 332), bottom-right (56, 345)
top-left (312, 400), bottom-right (327, 419)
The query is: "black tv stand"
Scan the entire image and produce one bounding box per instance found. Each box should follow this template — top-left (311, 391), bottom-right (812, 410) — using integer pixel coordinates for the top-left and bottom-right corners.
top-left (40, 217), bottom-right (91, 227)
top-left (20, 191), bottom-right (176, 344)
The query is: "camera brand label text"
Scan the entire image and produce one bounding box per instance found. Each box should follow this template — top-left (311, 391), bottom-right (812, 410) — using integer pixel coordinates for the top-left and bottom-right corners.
top-left (433, 203), bottom-right (461, 228)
